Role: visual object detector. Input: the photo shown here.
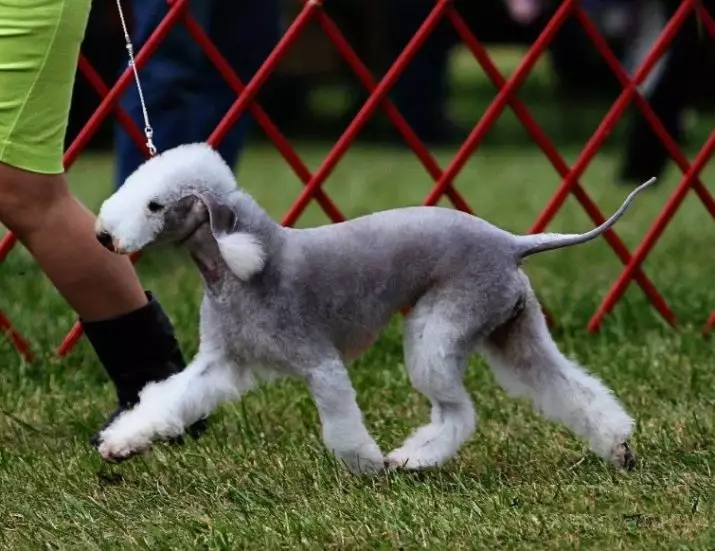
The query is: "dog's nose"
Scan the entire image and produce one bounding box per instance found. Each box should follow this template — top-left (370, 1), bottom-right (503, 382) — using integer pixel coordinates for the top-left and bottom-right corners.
top-left (96, 230), bottom-right (115, 252)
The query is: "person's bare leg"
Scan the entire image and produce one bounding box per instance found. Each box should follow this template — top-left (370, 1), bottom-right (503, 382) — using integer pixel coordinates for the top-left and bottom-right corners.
top-left (0, 164), bottom-right (208, 444)
top-left (0, 164), bottom-right (147, 320)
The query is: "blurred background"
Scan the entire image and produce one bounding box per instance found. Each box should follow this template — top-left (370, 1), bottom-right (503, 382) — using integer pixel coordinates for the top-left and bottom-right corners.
top-left (68, 0), bottom-right (714, 186)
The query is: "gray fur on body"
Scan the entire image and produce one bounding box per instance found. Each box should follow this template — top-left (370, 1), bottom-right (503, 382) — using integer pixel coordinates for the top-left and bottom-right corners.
top-left (160, 178), bottom-right (652, 369)
top-left (94, 143), bottom-right (651, 474)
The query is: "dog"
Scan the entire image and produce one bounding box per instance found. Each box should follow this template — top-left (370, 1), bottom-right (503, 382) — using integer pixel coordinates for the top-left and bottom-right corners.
top-left (93, 142), bottom-right (653, 474)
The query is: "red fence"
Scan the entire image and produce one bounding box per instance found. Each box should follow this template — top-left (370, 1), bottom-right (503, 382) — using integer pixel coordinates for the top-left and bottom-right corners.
top-left (1, 0), bottom-right (714, 362)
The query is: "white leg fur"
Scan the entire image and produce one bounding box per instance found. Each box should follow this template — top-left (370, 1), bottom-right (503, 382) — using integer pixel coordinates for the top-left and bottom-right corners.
top-left (306, 359), bottom-right (385, 475)
top-left (387, 313), bottom-right (476, 470)
top-left (481, 294), bottom-right (636, 469)
top-left (98, 349), bottom-right (252, 462)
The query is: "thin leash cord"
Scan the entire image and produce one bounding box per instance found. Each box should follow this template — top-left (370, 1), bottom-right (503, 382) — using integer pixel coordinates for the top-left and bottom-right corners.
top-left (114, 0), bottom-right (157, 156)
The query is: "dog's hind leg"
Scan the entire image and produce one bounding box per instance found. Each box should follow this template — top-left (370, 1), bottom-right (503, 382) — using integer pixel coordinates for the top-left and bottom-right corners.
top-left (386, 297), bottom-right (479, 471)
top-left (479, 289), bottom-right (637, 470)
top-left (97, 346), bottom-right (250, 463)
top-left (305, 357), bottom-right (385, 475)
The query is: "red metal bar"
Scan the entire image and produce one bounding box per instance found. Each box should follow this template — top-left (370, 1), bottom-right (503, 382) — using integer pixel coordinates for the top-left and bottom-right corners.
top-left (702, 310), bottom-right (715, 335)
top-left (574, 5), bottom-right (715, 216)
top-left (0, 202), bottom-right (26, 360)
top-left (422, 0), bottom-right (574, 207)
top-left (314, 10), bottom-right (472, 213)
top-left (78, 57), bottom-right (155, 158)
top-left (530, 0), bottom-right (694, 233)
top-left (208, 0), bottom-right (321, 151)
top-left (567, 2), bottom-right (715, 329)
top-left (443, 6), bottom-right (670, 326)
top-left (695, 1), bottom-right (715, 37)
top-left (524, 0), bottom-right (695, 331)
top-left (0, 307), bottom-right (33, 362)
top-left (704, 309), bottom-right (715, 335)
top-left (281, 0), bottom-right (452, 227)
top-left (593, 131), bottom-right (715, 332)
top-left (0, 232), bottom-right (16, 262)
top-left (183, 13), bottom-right (345, 222)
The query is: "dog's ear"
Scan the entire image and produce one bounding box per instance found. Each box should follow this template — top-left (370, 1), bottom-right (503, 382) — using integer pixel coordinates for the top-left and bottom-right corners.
top-left (194, 192), bottom-right (266, 281)
top-left (196, 191), bottom-right (237, 237)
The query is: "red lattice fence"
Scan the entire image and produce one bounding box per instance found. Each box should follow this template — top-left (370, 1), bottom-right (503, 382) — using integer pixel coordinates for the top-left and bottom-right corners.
top-left (0, 0), bottom-right (713, 362)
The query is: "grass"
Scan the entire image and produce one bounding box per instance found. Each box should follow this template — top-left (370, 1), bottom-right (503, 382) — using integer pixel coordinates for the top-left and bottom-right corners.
top-left (1, 141), bottom-right (715, 550)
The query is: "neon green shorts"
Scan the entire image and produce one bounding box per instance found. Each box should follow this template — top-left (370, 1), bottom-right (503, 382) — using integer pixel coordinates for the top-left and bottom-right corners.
top-left (0, 0), bottom-right (91, 175)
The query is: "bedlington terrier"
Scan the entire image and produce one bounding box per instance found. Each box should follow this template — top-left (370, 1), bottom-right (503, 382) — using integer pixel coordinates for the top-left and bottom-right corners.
top-left (93, 142), bottom-right (653, 474)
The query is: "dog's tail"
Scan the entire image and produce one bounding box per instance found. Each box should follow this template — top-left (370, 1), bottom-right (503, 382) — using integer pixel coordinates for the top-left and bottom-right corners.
top-left (515, 177), bottom-right (656, 259)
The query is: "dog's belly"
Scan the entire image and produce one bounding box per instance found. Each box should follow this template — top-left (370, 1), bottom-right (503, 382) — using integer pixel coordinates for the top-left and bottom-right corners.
top-left (339, 332), bottom-right (380, 363)
top-left (328, 302), bottom-right (408, 364)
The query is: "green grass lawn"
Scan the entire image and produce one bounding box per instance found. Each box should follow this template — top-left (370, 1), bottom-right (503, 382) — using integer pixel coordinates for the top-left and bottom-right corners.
top-left (1, 143), bottom-right (715, 549)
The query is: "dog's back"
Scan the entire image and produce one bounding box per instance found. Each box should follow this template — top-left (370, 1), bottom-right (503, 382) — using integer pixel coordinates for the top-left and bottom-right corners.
top-left (269, 207), bottom-right (517, 360)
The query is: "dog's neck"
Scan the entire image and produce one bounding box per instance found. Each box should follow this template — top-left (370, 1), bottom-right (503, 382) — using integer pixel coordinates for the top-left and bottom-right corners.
top-left (226, 189), bottom-right (279, 247)
top-left (185, 229), bottom-right (224, 286)
top-left (183, 190), bottom-right (282, 292)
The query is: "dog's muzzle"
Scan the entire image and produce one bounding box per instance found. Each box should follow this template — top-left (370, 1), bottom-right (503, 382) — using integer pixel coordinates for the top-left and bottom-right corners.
top-left (96, 230), bottom-right (116, 253)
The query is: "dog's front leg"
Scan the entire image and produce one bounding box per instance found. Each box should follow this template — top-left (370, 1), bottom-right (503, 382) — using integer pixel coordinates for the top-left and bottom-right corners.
top-left (97, 347), bottom-right (249, 463)
top-left (304, 359), bottom-right (386, 475)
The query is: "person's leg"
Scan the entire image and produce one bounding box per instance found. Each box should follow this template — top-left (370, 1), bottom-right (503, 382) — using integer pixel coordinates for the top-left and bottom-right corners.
top-left (0, 0), bottom-right (204, 443)
top-left (114, 0), bottom-right (236, 186)
top-left (205, 0), bottom-right (282, 169)
top-left (0, 169), bottom-right (146, 316)
top-left (619, 0), bottom-right (703, 185)
top-left (114, 0), bottom-right (212, 187)
top-left (114, 0), bottom-right (281, 188)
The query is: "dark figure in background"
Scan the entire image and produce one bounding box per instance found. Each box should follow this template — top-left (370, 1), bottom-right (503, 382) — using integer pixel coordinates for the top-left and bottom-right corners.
top-left (382, 0), bottom-right (461, 145)
top-left (502, 0), bottom-right (714, 185)
top-left (115, 0), bottom-right (281, 188)
top-left (381, 0), bottom-right (563, 146)
top-left (619, 0), bottom-right (715, 185)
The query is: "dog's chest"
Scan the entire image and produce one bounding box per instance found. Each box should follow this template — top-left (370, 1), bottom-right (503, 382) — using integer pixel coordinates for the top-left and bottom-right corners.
top-left (208, 297), bottom-right (297, 367)
top-left (219, 319), bottom-right (275, 362)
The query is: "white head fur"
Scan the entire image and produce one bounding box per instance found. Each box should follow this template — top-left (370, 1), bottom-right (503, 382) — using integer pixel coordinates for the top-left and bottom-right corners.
top-left (96, 142), bottom-right (268, 281)
top-left (96, 143), bottom-right (236, 254)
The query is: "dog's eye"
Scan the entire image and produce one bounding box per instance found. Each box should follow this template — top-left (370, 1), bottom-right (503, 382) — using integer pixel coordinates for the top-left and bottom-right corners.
top-left (147, 201), bottom-right (164, 213)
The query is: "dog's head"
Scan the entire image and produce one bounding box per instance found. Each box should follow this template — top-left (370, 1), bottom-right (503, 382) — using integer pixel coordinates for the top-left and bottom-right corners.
top-left (95, 142), bottom-right (237, 254)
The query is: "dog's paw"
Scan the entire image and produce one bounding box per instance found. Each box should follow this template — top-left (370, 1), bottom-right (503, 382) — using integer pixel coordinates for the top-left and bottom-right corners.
top-left (342, 455), bottom-right (387, 476)
top-left (337, 444), bottom-right (387, 476)
top-left (386, 447), bottom-right (441, 471)
top-left (97, 439), bottom-right (147, 463)
top-left (609, 441), bottom-right (637, 470)
top-left (96, 431), bottom-right (151, 463)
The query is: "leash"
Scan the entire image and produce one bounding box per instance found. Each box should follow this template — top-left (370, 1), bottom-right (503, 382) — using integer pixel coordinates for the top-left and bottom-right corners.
top-left (114, 0), bottom-right (157, 157)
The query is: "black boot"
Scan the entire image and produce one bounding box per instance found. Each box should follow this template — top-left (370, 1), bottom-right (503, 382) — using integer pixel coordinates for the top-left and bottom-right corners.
top-left (82, 291), bottom-right (208, 447)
